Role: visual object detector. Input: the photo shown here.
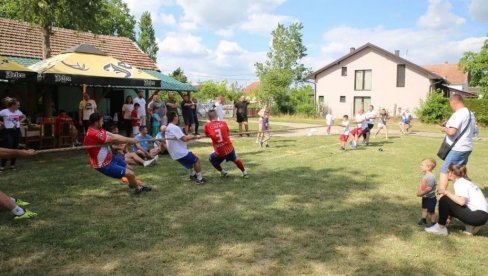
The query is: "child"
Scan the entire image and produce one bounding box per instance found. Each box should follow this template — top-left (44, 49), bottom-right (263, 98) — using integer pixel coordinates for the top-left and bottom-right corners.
top-left (325, 112), bottom-right (334, 135)
top-left (416, 158), bottom-right (437, 226)
top-left (257, 107), bottom-right (271, 148)
top-left (151, 106), bottom-right (161, 137)
top-left (131, 103), bottom-right (141, 136)
top-left (374, 108), bottom-right (389, 140)
top-left (339, 115), bottom-right (350, 151)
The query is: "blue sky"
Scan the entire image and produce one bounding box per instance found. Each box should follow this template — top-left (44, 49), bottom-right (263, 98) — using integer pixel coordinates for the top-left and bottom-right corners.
top-left (123, 0), bottom-right (488, 86)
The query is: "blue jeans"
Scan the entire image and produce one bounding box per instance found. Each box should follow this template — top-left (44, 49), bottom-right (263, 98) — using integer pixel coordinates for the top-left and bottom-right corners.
top-left (440, 150), bottom-right (471, 173)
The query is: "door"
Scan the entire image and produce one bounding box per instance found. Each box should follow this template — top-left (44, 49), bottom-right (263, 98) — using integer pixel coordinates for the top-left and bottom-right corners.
top-left (353, 96), bottom-right (371, 114)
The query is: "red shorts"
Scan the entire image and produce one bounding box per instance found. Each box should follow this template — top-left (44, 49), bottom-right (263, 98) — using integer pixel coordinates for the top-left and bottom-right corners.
top-left (339, 134), bottom-right (349, 142)
top-left (350, 127), bottom-right (363, 136)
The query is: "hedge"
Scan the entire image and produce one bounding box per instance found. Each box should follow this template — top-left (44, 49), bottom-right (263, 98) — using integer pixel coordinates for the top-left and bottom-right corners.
top-left (465, 99), bottom-right (488, 126)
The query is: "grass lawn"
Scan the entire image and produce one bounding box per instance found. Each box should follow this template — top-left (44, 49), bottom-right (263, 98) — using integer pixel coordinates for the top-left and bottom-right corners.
top-left (1, 131), bottom-right (488, 275)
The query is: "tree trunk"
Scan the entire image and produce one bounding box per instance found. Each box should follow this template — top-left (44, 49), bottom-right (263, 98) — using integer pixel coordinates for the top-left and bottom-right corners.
top-left (41, 25), bottom-right (53, 117)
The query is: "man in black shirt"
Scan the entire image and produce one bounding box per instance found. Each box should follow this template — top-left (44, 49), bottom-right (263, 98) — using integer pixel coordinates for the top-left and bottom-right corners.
top-left (234, 96), bottom-right (250, 137)
top-left (181, 94), bottom-right (195, 134)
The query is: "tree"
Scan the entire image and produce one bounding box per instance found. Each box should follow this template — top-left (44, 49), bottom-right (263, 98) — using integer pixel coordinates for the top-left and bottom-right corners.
top-left (170, 67), bottom-right (188, 83)
top-left (459, 38), bottom-right (488, 97)
top-left (95, 0), bottom-right (136, 40)
top-left (195, 81), bottom-right (242, 102)
top-left (415, 90), bottom-right (451, 124)
top-left (137, 11), bottom-right (159, 62)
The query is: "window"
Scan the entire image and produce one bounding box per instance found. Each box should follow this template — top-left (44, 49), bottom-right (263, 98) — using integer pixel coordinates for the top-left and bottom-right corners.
top-left (340, 96), bottom-right (346, 103)
top-left (319, 96), bottom-right (325, 105)
top-left (355, 70), bottom-right (372, 91)
top-left (397, 64), bottom-right (406, 87)
top-left (341, 67), bottom-right (347, 76)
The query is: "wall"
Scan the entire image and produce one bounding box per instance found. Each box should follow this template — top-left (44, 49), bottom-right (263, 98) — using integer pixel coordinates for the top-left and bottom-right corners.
top-left (315, 48), bottom-right (433, 118)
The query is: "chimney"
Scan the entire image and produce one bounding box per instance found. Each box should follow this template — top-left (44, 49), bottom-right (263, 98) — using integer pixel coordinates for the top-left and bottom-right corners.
top-left (350, 47), bottom-right (356, 53)
top-left (444, 61), bottom-right (448, 64)
top-left (395, 50), bottom-right (400, 56)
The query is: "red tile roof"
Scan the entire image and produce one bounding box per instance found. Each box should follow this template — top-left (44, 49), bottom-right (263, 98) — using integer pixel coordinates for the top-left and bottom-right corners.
top-left (244, 81), bottom-right (260, 94)
top-left (422, 64), bottom-right (467, 85)
top-left (0, 17), bottom-right (159, 70)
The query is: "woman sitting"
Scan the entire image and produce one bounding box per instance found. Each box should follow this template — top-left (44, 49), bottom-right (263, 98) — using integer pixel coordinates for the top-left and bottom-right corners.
top-left (426, 164), bottom-right (488, 236)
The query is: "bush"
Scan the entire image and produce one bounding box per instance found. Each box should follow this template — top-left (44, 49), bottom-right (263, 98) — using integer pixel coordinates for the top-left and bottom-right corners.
top-left (465, 99), bottom-right (488, 126)
top-left (416, 91), bottom-right (450, 124)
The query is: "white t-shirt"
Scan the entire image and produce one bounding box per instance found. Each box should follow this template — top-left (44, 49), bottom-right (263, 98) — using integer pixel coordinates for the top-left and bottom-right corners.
top-left (0, 109), bottom-right (23, 128)
top-left (355, 113), bottom-right (368, 129)
top-left (325, 114), bottom-right (333, 125)
top-left (165, 123), bottom-right (189, 160)
top-left (122, 104), bottom-right (134, 120)
top-left (445, 107), bottom-right (475, 152)
top-left (454, 178), bottom-right (488, 213)
top-left (215, 103), bottom-right (224, 121)
top-left (79, 99), bottom-right (97, 121)
top-left (133, 97), bottom-right (147, 117)
top-left (365, 110), bottom-right (375, 124)
top-left (342, 121), bottom-right (350, 135)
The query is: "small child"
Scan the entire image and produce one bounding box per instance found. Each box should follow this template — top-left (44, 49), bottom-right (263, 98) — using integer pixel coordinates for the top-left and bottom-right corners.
top-left (325, 112), bottom-right (334, 135)
top-left (151, 106), bottom-right (161, 137)
top-left (257, 108), bottom-right (271, 148)
top-left (131, 103), bottom-right (141, 136)
top-left (339, 115), bottom-right (350, 151)
top-left (416, 158), bottom-right (437, 226)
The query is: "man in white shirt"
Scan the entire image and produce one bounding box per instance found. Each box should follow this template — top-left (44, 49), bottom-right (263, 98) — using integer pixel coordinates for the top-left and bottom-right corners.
top-left (363, 105), bottom-right (376, 145)
top-left (78, 92), bottom-right (97, 134)
top-left (214, 96), bottom-right (225, 121)
top-left (439, 94), bottom-right (475, 192)
top-left (349, 109), bottom-right (368, 149)
top-left (165, 111), bottom-right (205, 185)
top-left (133, 90), bottom-right (147, 127)
top-left (325, 112), bottom-right (334, 135)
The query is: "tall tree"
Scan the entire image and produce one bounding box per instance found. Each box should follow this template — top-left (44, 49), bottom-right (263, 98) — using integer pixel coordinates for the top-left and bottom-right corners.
top-left (137, 11), bottom-right (159, 61)
top-left (94, 0), bottom-right (136, 40)
top-left (170, 67), bottom-right (188, 83)
top-left (459, 37), bottom-right (488, 97)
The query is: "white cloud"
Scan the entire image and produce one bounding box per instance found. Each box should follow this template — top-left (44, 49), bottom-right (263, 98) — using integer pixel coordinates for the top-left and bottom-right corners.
top-left (417, 0), bottom-right (465, 30)
top-left (158, 33), bottom-right (210, 57)
top-left (124, 0), bottom-right (174, 18)
top-left (155, 13), bottom-right (177, 26)
top-left (469, 0), bottom-right (488, 23)
top-left (309, 25), bottom-right (485, 72)
top-left (241, 13), bottom-right (293, 35)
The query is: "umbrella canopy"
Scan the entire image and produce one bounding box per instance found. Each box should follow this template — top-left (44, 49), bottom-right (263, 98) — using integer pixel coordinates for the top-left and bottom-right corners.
top-left (29, 44), bottom-right (161, 88)
top-left (0, 56), bottom-right (37, 82)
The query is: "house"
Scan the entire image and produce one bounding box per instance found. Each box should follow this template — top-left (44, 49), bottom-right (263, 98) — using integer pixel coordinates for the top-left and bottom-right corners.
top-left (243, 81), bottom-right (260, 94)
top-left (0, 17), bottom-right (194, 118)
top-left (307, 43), bottom-right (449, 117)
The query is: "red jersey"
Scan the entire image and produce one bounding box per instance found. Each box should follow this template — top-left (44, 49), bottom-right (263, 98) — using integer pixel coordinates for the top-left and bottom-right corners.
top-left (54, 115), bottom-right (72, 136)
top-left (83, 127), bottom-right (112, 168)
top-left (204, 121), bottom-right (234, 157)
top-left (131, 110), bottom-right (140, 127)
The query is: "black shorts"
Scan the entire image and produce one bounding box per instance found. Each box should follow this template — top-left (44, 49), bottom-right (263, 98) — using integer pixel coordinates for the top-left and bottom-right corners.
top-left (183, 115), bottom-right (194, 126)
top-left (422, 197), bottom-right (437, 213)
top-left (368, 123), bottom-right (374, 130)
top-left (236, 114), bottom-right (248, 123)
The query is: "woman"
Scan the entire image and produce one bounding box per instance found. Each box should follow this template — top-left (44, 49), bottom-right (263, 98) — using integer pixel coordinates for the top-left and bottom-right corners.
top-left (374, 108), bottom-right (389, 139)
top-left (426, 164), bottom-right (488, 236)
top-left (0, 98), bottom-right (26, 172)
top-left (122, 96), bottom-right (134, 137)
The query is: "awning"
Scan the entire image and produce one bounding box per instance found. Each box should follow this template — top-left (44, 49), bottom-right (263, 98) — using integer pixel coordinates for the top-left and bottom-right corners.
top-left (0, 55), bottom-right (37, 82)
top-left (115, 69), bottom-right (197, 92)
top-left (29, 44), bottom-right (161, 88)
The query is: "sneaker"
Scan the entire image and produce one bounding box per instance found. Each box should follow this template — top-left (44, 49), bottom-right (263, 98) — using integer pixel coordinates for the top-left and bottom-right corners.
top-left (417, 219), bottom-right (427, 227)
top-left (195, 178), bottom-right (206, 185)
top-left (14, 209), bottom-right (37, 220)
top-left (425, 223), bottom-right (448, 236)
top-left (351, 145), bottom-right (357, 150)
top-left (15, 198), bottom-right (30, 207)
top-left (143, 158), bottom-right (156, 167)
top-left (220, 171), bottom-right (229, 178)
top-left (190, 174), bottom-right (197, 181)
top-left (259, 141), bottom-right (264, 148)
top-left (243, 172), bottom-right (249, 179)
top-left (463, 225), bottom-right (482, 235)
top-left (135, 185), bottom-right (152, 194)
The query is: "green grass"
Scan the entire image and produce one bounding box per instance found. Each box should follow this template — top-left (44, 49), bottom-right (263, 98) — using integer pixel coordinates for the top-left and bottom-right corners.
top-left (1, 132), bottom-right (488, 275)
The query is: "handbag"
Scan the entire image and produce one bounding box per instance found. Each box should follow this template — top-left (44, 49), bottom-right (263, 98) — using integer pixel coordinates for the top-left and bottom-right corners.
top-left (437, 110), bottom-right (472, 160)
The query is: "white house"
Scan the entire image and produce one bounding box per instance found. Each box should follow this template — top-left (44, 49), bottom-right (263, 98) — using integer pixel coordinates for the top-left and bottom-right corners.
top-left (307, 43), bottom-right (448, 117)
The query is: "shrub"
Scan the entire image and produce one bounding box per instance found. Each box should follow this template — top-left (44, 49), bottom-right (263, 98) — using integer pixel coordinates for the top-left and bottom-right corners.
top-left (416, 91), bottom-right (450, 124)
top-left (465, 99), bottom-right (488, 126)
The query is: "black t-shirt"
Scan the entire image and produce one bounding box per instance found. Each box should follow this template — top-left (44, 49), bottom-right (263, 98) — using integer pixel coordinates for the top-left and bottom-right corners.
top-left (235, 101), bottom-right (249, 115)
top-left (166, 99), bottom-right (178, 115)
top-left (181, 100), bottom-right (194, 118)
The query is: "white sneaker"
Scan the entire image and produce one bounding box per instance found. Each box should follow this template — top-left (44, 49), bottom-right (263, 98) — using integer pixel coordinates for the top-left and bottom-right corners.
top-left (143, 158), bottom-right (156, 167)
top-left (425, 223), bottom-right (448, 236)
top-left (463, 225), bottom-right (482, 235)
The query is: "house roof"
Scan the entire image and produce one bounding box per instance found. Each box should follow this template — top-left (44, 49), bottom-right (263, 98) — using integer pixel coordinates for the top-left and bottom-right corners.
top-left (244, 81), bottom-right (260, 94)
top-left (307, 43), bottom-right (445, 82)
top-left (0, 17), bottom-right (158, 70)
top-left (422, 64), bottom-right (467, 85)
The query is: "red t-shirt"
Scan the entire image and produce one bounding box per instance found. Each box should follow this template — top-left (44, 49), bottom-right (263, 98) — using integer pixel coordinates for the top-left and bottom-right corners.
top-left (83, 127), bottom-right (112, 168)
top-left (131, 110), bottom-right (140, 127)
top-left (54, 115), bottom-right (72, 136)
top-left (204, 120), bottom-right (234, 157)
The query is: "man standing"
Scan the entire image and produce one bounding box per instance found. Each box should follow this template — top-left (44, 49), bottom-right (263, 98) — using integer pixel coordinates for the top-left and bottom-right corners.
top-left (79, 92), bottom-right (97, 134)
top-left (148, 93), bottom-right (167, 126)
top-left (364, 105), bottom-right (376, 145)
top-left (438, 94), bottom-right (475, 192)
top-left (214, 96), bottom-right (225, 121)
top-left (166, 92), bottom-right (180, 125)
top-left (181, 94), bottom-right (195, 135)
top-left (234, 96), bottom-right (250, 136)
top-left (133, 90), bottom-right (147, 127)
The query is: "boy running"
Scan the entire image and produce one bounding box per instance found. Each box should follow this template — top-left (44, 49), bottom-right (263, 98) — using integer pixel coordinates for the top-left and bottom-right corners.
top-left (204, 110), bottom-right (249, 178)
top-left (339, 115), bottom-right (350, 151)
top-left (165, 112), bottom-right (206, 185)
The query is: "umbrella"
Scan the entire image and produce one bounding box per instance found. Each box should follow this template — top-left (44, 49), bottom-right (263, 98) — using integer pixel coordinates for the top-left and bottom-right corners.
top-left (0, 56), bottom-right (37, 82)
top-left (29, 44), bottom-right (161, 88)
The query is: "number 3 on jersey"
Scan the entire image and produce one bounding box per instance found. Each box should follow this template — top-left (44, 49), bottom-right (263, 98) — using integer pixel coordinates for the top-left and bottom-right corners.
top-left (215, 128), bottom-right (224, 143)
